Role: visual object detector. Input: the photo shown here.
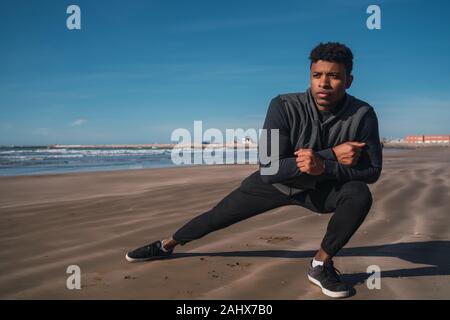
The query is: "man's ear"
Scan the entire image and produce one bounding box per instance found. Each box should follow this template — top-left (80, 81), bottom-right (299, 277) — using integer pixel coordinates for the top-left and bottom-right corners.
top-left (345, 74), bottom-right (353, 89)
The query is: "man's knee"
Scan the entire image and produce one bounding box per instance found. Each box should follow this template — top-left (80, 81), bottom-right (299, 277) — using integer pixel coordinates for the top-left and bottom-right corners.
top-left (340, 180), bottom-right (373, 208)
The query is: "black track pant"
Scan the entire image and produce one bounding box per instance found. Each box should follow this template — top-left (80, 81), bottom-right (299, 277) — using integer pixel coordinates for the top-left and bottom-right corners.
top-left (172, 170), bottom-right (373, 256)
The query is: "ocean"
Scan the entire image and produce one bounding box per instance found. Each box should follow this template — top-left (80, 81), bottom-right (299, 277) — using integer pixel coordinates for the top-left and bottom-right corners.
top-left (0, 146), bottom-right (259, 176)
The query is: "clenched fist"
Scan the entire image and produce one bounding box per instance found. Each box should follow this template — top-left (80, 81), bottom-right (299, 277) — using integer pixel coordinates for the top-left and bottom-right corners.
top-left (332, 141), bottom-right (366, 167)
top-left (294, 149), bottom-right (325, 176)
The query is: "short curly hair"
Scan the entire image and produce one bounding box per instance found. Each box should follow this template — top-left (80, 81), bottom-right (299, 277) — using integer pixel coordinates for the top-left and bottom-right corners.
top-left (309, 42), bottom-right (354, 75)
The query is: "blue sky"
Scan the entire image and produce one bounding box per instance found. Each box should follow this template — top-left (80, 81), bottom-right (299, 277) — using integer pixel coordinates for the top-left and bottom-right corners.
top-left (1, 0), bottom-right (449, 145)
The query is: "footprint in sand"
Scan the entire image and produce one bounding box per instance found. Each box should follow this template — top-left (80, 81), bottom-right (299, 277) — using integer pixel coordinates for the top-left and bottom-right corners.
top-left (226, 262), bottom-right (252, 268)
top-left (259, 235), bottom-right (293, 244)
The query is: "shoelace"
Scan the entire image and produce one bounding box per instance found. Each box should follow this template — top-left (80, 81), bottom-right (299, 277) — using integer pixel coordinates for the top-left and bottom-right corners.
top-left (151, 241), bottom-right (172, 254)
top-left (146, 242), bottom-right (161, 256)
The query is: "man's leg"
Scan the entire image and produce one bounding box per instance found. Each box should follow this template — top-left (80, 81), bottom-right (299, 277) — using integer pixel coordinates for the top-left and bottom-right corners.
top-left (126, 170), bottom-right (290, 262)
top-left (320, 180), bottom-right (373, 257)
top-left (170, 170), bottom-right (292, 247)
top-left (291, 179), bottom-right (373, 297)
top-left (292, 179), bottom-right (373, 257)
top-left (293, 181), bottom-right (372, 298)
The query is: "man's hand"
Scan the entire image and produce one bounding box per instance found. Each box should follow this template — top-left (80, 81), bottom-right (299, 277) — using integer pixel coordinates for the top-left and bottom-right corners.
top-left (332, 141), bottom-right (366, 167)
top-left (294, 149), bottom-right (325, 175)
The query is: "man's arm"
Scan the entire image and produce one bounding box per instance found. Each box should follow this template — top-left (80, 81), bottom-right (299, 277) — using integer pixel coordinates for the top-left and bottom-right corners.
top-left (259, 96), bottom-right (317, 187)
top-left (318, 108), bottom-right (383, 184)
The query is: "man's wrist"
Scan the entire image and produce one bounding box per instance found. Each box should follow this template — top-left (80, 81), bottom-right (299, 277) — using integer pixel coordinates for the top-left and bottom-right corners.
top-left (316, 148), bottom-right (338, 162)
top-left (312, 154), bottom-right (326, 175)
top-left (322, 159), bottom-right (338, 178)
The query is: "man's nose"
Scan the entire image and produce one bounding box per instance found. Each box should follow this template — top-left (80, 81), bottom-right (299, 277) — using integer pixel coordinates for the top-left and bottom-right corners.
top-left (319, 76), bottom-right (330, 88)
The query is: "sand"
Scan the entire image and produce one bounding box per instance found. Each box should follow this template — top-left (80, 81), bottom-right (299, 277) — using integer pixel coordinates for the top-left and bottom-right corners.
top-left (0, 147), bottom-right (449, 299)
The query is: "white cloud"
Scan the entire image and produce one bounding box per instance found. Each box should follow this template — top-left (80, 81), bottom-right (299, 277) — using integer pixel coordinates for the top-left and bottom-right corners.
top-left (70, 119), bottom-right (88, 127)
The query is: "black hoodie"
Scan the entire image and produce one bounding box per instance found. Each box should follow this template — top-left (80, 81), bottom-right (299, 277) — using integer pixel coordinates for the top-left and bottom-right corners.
top-left (259, 88), bottom-right (383, 196)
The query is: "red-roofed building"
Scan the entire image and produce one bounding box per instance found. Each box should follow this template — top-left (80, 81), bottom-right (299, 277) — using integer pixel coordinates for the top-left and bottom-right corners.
top-left (406, 135), bottom-right (424, 143)
top-left (405, 135), bottom-right (450, 143)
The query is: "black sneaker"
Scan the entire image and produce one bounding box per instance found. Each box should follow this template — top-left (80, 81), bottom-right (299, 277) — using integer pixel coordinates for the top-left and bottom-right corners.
top-left (125, 240), bottom-right (173, 262)
top-left (307, 260), bottom-right (350, 298)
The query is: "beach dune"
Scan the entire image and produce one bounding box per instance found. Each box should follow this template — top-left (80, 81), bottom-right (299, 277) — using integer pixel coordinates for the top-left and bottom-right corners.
top-left (0, 147), bottom-right (449, 299)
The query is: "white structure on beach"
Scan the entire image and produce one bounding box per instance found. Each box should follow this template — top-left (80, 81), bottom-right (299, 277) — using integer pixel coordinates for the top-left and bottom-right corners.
top-left (241, 136), bottom-right (254, 144)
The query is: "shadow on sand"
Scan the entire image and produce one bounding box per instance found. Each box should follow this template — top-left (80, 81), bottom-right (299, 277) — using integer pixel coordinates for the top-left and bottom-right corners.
top-left (167, 240), bottom-right (450, 291)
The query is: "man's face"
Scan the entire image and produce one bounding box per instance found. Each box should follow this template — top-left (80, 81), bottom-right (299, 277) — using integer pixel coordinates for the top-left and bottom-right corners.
top-left (310, 60), bottom-right (353, 110)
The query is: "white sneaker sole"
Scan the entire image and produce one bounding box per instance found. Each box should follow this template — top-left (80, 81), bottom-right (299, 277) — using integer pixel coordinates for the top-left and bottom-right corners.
top-left (307, 274), bottom-right (350, 298)
top-left (125, 253), bottom-right (148, 262)
top-left (125, 253), bottom-right (172, 263)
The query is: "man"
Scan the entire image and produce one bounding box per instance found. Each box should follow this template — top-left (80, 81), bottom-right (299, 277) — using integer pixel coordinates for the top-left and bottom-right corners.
top-left (125, 42), bottom-right (383, 298)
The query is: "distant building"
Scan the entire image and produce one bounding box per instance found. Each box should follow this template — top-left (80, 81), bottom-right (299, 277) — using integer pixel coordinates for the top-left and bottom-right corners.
top-left (405, 135), bottom-right (424, 143)
top-left (405, 135), bottom-right (450, 143)
top-left (424, 135), bottom-right (450, 143)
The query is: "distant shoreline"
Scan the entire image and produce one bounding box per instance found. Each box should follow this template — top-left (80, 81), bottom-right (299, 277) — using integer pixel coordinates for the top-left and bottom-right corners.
top-left (2, 142), bottom-right (449, 150)
top-left (383, 142), bottom-right (449, 149)
top-left (0, 143), bottom-right (258, 150)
